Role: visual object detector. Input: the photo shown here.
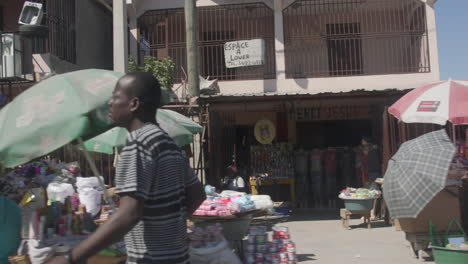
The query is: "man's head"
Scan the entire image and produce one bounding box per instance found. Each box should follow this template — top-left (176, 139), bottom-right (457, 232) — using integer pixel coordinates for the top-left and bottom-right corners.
top-left (108, 72), bottom-right (161, 128)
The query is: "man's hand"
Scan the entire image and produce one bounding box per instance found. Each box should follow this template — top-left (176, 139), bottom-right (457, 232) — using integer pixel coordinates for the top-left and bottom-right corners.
top-left (46, 256), bottom-right (68, 264)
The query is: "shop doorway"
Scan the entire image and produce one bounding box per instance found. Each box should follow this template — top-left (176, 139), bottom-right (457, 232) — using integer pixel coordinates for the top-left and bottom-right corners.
top-left (295, 119), bottom-right (377, 208)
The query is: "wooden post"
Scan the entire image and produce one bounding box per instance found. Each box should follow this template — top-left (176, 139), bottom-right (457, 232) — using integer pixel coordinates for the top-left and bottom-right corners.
top-left (184, 0), bottom-right (200, 99)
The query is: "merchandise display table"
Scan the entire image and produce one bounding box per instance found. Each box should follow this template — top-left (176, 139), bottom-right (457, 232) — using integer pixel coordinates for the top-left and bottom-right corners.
top-left (340, 208), bottom-right (372, 229)
top-left (249, 178), bottom-right (296, 208)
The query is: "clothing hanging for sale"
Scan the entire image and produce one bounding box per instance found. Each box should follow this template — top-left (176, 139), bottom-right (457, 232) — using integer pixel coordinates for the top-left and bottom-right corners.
top-left (309, 149), bottom-right (323, 203)
top-left (323, 149), bottom-right (337, 200)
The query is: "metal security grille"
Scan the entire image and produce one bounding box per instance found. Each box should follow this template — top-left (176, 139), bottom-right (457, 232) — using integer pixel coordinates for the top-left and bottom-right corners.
top-left (283, 0), bottom-right (431, 78)
top-left (46, 0), bottom-right (76, 63)
top-left (138, 3), bottom-right (276, 83)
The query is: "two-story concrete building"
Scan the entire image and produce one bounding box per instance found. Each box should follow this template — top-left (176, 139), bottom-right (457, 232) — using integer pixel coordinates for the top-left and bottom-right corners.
top-left (126, 0), bottom-right (441, 207)
top-left (0, 0), bottom-right (113, 105)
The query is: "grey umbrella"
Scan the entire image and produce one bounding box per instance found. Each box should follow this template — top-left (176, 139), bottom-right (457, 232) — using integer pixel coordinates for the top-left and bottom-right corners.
top-left (383, 129), bottom-right (456, 219)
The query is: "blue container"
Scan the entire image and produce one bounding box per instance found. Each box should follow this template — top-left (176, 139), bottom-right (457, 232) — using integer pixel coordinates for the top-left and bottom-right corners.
top-left (343, 199), bottom-right (374, 211)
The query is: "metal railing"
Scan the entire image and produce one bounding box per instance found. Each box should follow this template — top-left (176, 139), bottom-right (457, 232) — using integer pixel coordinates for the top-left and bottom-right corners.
top-left (45, 0), bottom-right (76, 63)
top-left (283, 0), bottom-right (431, 78)
top-left (22, 0), bottom-right (76, 63)
top-left (138, 3), bottom-right (276, 82)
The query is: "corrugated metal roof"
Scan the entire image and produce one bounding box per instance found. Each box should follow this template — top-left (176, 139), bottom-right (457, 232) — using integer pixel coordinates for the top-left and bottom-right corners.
top-left (200, 88), bottom-right (411, 101)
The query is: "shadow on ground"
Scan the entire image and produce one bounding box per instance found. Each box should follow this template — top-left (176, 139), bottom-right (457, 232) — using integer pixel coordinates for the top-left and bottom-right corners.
top-left (297, 253), bottom-right (317, 262)
top-left (348, 220), bottom-right (391, 230)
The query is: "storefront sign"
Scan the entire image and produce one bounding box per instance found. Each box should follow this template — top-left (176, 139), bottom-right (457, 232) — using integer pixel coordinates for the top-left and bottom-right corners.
top-left (224, 39), bottom-right (265, 68)
top-left (254, 119), bottom-right (276, 144)
top-left (289, 105), bottom-right (370, 121)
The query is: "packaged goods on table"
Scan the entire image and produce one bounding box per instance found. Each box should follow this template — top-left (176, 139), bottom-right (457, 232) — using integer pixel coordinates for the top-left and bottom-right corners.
top-left (193, 187), bottom-right (273, 217)
top-left (4, 160), bottom-right (126, 262)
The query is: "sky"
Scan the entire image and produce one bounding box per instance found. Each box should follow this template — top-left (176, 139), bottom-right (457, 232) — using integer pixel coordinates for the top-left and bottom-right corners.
top-left (435, 0), bottom-right (468, 80)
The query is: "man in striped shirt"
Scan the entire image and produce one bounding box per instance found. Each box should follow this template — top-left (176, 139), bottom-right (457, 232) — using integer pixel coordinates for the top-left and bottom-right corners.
top-left (50, 72), bottom-right (206, 264)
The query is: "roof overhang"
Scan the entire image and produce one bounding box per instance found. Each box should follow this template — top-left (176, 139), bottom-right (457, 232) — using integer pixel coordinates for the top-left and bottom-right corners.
top-left (200, 89), bottom-right (411, 104)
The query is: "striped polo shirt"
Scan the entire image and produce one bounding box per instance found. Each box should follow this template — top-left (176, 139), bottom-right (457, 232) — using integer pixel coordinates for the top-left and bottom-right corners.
top-left (115, 123), bottom-right (198, 264)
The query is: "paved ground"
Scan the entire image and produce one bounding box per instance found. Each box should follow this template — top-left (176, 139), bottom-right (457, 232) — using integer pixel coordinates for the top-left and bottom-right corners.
top-left (252, 209), bottom-right (435, 264)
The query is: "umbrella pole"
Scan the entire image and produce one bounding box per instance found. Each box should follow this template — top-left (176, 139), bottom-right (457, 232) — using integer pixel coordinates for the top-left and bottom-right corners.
top-left (452, 124), bottom-right (457, 143)
top-left (77, 137), bottom-right (117, 210)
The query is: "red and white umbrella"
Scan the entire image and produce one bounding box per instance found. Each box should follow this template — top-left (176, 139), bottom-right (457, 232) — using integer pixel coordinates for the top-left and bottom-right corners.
top-left (389, 80), bottom-right (468, 126)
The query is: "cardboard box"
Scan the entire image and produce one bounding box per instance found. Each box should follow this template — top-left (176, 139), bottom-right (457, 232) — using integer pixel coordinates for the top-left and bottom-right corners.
top-left (398, 186), bottom-right (461, 233)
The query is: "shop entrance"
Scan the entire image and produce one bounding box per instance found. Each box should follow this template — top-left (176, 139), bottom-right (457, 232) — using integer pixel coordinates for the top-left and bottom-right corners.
top-left (295, 119), bottom-right (378, 208)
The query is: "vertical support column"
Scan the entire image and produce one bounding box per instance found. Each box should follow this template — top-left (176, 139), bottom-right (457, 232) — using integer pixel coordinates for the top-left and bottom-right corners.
top-left (129, 12), bottom-right (139, 61)
top-left (113, 0), bottom-right (129, 73)
top-left (185, 0), bottom-right (200, 99)
top-left (425, 3), bottom-right (440, 79)
top-left (274, 0), bottom-right (286, 81)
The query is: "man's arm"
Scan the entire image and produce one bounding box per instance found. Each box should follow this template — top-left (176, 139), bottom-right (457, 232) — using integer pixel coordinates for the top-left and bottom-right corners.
top-left (48, 195), bottom-right (144, 264)
top-left (185, 181), bottom-right (206, 216)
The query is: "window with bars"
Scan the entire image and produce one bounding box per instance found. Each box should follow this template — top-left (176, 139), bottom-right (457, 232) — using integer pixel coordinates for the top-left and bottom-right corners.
top-left (25, 0), bottom-right (76, 63)
top-left (138, 3), bottom-right (276, 83)
top-left (326, 23), bottom-right (363, 76)
top-left (283, 0), bottom-right (431, 78)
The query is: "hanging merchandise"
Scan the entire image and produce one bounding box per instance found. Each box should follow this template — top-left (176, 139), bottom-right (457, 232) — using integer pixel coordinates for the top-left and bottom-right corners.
top-left (254, 119), bottom-right (276, 145)
top-left (250, 143), bottom-right (295, 178)
top-left (294, 150), bottom-right (309, 207)
top-left (324, 149), bottom-right (337, 205)
top-left (309, 149), bottom-right (323, 207)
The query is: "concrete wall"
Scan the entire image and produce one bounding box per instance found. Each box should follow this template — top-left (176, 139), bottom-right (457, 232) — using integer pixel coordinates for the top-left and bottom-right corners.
top-left (131, 0), bottom-right (441, 96)
top-left (1, 0), bottom-right (25, 32)
top-left (75, 0), bottom-right (113, 70)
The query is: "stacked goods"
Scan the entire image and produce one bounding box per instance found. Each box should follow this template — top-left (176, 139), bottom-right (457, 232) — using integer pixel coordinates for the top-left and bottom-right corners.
top-left (339, 187), bottom-right (381, 200)
top-left (245, 226), bottom-right (297, 264)
top-left (193, 188), bottom-right (273, 217)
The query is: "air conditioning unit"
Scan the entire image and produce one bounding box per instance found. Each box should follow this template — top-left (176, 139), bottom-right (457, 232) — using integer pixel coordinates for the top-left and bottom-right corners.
top-left (1, 34), bottom-right (23, 78)
top-left (18, 1), bottom-right (44, 25)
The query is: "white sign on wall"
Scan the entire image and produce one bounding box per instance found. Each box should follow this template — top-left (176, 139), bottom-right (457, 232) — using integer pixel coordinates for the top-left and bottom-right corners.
top-left (224, 39), bottom-right (265, 68)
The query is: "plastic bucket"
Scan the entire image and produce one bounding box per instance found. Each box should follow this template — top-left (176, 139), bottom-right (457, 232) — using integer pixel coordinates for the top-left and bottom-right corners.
top-left (432, 246), bottom-right (468, 264)
top-left (343, 199), bottom-right (374, 211)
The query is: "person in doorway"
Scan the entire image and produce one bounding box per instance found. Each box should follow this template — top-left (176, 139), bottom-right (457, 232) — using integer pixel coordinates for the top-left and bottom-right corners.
top-left (356, 137), bottom-right (381, 220)
top-left (221, 165), bottom-right (246, 193)
top-left (356, 137), bottom-right (381, 189)
top-left (49, 72), bottom-right (206, 264)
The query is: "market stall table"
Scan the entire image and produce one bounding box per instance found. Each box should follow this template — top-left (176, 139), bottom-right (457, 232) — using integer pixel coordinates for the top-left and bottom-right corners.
top-left (340, 208), bottom-right (372, 229)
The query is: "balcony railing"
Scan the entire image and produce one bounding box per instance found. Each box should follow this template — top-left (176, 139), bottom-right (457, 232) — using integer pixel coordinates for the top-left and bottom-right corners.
top-left (138, 3), bottom-right (276, 83)
top-left (283, 0), bottom-right (431, 78)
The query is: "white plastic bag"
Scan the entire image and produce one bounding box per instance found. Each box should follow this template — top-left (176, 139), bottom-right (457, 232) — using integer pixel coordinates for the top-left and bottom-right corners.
top-left (190, 239), bottom-right (242, 264)
top-left (76, 176), bottom-right (104, 191)
top-left (78, 189), bottom-right (102, 217)
top-left (76, 177), bottom-right (104, 217)
top-left (46, 183), bottom-right (74, 203)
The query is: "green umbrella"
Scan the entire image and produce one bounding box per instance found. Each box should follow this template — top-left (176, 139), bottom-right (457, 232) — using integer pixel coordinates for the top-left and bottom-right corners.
top-left (0, 69), bottom-right (124, 168)
top-left (84, 109), bottom-right (202, 154)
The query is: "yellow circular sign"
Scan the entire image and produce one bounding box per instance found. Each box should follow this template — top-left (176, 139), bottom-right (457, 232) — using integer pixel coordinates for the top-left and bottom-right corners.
top-left (254, 119), bottom-right (276, 144)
